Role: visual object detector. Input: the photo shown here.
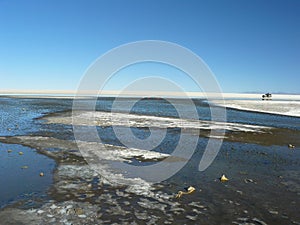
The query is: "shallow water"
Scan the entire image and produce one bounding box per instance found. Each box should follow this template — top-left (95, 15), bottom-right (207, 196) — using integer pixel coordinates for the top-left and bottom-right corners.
top-left (0, 143), bottom-right (55, 208)
top-left (0, 96), bottom-right (299, 224)
top-left (0, 97), bottom-right (71, 208)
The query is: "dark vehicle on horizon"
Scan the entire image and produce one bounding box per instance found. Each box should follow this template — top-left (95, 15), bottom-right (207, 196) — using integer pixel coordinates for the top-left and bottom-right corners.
top-left (262, 93), bottom-right (272, 100)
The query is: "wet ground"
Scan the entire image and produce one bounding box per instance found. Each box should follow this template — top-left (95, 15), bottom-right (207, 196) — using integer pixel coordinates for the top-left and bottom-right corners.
top-left (0, 96), bottom-right (299, 225)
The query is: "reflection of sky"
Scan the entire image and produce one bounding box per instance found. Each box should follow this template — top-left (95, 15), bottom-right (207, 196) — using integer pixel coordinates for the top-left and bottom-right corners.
top-left (0, 97), bottom-right (72, 208)
top-left (0, 143), bottom-right (55, 208)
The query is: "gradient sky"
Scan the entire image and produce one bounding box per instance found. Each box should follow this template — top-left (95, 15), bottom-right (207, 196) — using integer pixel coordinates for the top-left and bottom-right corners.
top-left (0, 0), bottom-right (299, 93)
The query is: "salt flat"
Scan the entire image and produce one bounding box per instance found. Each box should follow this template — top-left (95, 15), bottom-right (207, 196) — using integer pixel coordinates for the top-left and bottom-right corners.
top-left (212, 99), bottom-right (300, 117)
top-left (2, 90), bottom-right (300, 117)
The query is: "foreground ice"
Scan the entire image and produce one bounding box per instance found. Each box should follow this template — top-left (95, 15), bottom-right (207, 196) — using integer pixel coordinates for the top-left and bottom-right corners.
top-left (0, 136), bottom-right (176, 196)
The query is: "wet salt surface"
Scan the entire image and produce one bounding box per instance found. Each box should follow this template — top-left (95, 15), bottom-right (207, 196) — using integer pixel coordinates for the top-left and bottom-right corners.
top-left (0, 137), bottom-right (298, 225)
top-left (0, 97), bottom-right (300, 224)
top-left (47, 110), bottom-right (272, 133)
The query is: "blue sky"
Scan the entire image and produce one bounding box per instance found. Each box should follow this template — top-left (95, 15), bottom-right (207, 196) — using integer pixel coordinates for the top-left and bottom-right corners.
top-left (0, 0), bottom-right (299, 93)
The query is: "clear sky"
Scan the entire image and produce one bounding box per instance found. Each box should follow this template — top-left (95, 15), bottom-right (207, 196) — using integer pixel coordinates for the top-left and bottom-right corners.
top-left (0, 0), bottom-right (299, 93)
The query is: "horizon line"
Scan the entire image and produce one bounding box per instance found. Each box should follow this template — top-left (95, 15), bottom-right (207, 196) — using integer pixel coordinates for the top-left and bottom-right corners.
top-left (1, 90), bottom-right (300, 99)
